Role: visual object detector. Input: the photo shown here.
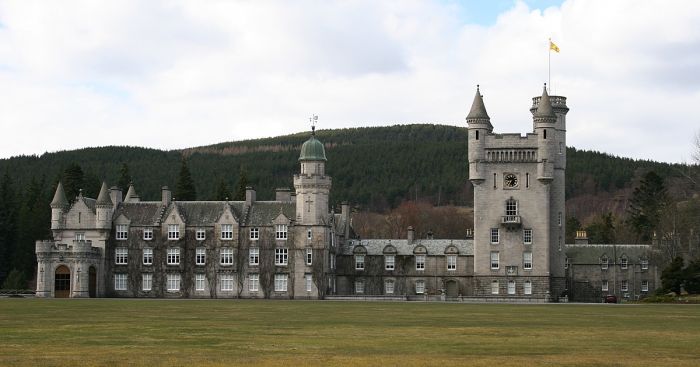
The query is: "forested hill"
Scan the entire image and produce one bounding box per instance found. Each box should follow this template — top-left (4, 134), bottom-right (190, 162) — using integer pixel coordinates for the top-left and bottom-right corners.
top-left (0, 124), bottom-right (686, 211)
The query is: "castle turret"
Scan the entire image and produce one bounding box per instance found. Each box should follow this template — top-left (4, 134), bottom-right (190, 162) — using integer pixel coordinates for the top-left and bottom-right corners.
top-left (533, 85), bottom-right (557, 181)
top-left (95, 181), bottom-right (113, 229)
top-left (124, 183), bottom-right (140, 203)
top-left (467, 85), bottom-right (492, 182)
top-left (50, 182), bottom-right (69, 230)
top-left (294, 125), bottom-right (331, 225)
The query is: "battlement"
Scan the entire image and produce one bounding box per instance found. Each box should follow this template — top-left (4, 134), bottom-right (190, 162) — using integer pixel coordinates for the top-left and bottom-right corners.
top-left (485, 148), bottom-right (538, 163)
top-left (530, 95), bottom-right (568, 113)
top-left (35, 240), bottom-right (99, 254)
top-left (485, 133), bottom-right (539, 148)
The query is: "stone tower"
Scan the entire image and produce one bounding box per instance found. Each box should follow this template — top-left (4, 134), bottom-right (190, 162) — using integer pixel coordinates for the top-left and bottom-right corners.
top-left (294, 126), bottom-right (332, 225)
top-left (468, 85), bottom-right (569, 300)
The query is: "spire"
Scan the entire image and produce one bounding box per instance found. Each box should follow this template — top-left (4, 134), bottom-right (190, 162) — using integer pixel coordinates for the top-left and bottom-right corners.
top-left (124, 182), bottom-right (137, 201)
top-left (50, 182), bottom-right (69, 208)
top-left (95, 181), bottom-right (113, 206)
top-left (467, 85), bottom-right (490, 120)
top-left (535, 83), bottom-right (556, 119)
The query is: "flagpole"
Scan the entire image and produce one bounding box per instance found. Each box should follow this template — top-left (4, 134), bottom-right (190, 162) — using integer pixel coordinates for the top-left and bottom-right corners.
top-left (548, 38), bottom-right (551, 93)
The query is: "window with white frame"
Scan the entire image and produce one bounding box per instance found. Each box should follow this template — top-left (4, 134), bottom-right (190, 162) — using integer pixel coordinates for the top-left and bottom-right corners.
top-left (116, 224), bottom-right (128, 240)
top-left (523, 229), bottom-right (533, 244)
top-left (641, 280), bottom-right (649, 292)
top-left (524, 280), bottom-right (532, 295)
top-left (306, 248), bottom-right (313, 265)
top-left (274, 274), bottom-right (287, 292)
top-left (416, 255), bottom-right (426, 271)
top-left (490, 251), bottom-right (500, 269)
top-left (167, 224), bottom-right (179, 240)
top-left (385, 255), bottom-right (395, 270)
top-left (275, 224), bottom-right (288, 240)
top-left (355, 255), bottom-right (365, 270)
top-left (505, 199), bottom-right (517, 216)
top-left (275, 248), bottom-right (288, 266)
top-left (355, 280), bottom-right (365, 294)
top-left (115, 247), bottom-right (128, 265)
top-left (196, 229), bottom-right (206, 240)
top-left (620, 257), bottom-right (628, 269)
top-left (601, 280), bottom-right (609, 292)
top-left (249, 248), bottom-right (259, 266)
top-left (523, 252), bottom-right (533, 270)
top-left (195, 247), bottom-right (206, 265)
top-left (143, 248), bottom-right (153, 265)
top-left (167, 274), bottom-right (180, 292)
top-left (508, 280), bottom-right (516, 295)
top-left (142, 273), bottom-right (152, 291)
top-left (167, 248), bottom-right (180, 265)
top-left (307, 229), bottom-right (312, 240)
top-left (491, 280), bottom-right (499, 295)
top-left (641, 259), bottom-right (649, 270)
top-left (195, 274), bottom-right (205, 291)
top-left (415, 280), bottom-right (425, 294)
top-left (490, 228), bottom-right (499, 244)
top-left (305, 274), bottom-right (312, 292)
top-left (601, 256), bottom-right (609, 270)
top-left (621, 280), bottom-right (629, 292)
top-left (220, 274), bottom-right (234, 291)
top-left (385, 280), bottom-right (394, 294)
top-left (114, 273), bottom-right (127, 291)
top-left (447, 255), bottom-right (457, 271)
top-left (249, 274), bottom-right (259, 292)
top-left (220, 248), bottom-right (234, 265)
top-left (221, 224), bottom-right (233, 240)
top-left (75, 232), bottom-right (85, 242)
top-left (250, 227), bottom-right (259, 240)
top-left (143, 228), bottom-right (153, 240)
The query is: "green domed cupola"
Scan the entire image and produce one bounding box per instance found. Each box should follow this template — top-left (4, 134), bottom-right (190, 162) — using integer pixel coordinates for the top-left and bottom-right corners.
top-left (299, 126), bottom-right (327, 161)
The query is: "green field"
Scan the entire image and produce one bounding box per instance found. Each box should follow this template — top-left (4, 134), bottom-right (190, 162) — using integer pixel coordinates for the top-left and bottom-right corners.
top-left (1, 299), bottom-right (699, 366)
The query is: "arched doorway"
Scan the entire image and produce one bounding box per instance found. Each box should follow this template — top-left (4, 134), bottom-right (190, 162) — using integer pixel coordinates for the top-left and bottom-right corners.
top-left (446, 280), bottom-right (458, 298)
top-left (89, 267), bottom-right (97, 298)
top-left (54, 265), bottom-right (71, 298)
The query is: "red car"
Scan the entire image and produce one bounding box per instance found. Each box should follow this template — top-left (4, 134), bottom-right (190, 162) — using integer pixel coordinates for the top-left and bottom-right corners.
top-left (604, 295), bottom-right (618, 303)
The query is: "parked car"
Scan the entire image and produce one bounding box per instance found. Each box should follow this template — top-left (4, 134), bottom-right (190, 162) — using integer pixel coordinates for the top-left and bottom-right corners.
top-left (604, 294), bottom-right (618, 303)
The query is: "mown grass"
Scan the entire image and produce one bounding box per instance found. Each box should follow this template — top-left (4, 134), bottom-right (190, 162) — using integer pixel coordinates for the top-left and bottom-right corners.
top-left (0, 299), bottom-right (699, 366)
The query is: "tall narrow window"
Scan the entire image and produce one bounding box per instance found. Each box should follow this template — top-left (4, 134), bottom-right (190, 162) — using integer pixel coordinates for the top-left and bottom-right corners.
top-left (142, 248), bottom-right (153, 265)
top-left (523, 252), bottom-right (533, 270)
top-left (641, 259), bottom-right (649, 270)
top-left (493, 173), bottom-right (497, 189)
top-left (601, 280), bottom-right (609, 292)
top-left (114, 274), bottom-right (127, 291)
top-left (476, 130), bottom-right (479, 140)
top-left (355, 255), bottom-right (365, 270)
top-left (415, 280), bottom-right (425, 294)
top-left (558, 212), bottom-right (562, 226)
top-left (385, 255), bottom-right (395, 270)
top-left (490, 251), bottom-right (500, 269)
top-left (505, 199), bottom-right (517, 216)
top-left (641, 280), bottom-right (649, 292)
top-left (491, 280), bottom-right (499, 295)
top-left (524, 280), bottom-right (532, 295)
top-left (559, 142), bottom-right (563, 154)
top-left (142, 273), bottom-right (152, 291)
top-left (355, 280), bottom-right (365, 294)
top-left (620, 257), bottom-right (628, 270)
top-left (523, 229), bottom-right (533, 244)
top-left (307, 229), bottom-right (312, 240)
top-left (447, 255), bottom-right (457, 271)
top-left (490, 228), bottom-right (499, 244)
top-left (508, 280), bottom-right (516, 295)
top-left (621, 280), bottom-right (629, 292)
top-left (601, 256), bottom-right (609, 270)
top-left (305, 274), bottom-right (313, 292)
top-left (249, 274), bottom-right (259, 292)
top-left (415, 255), bottom-right (426, 270)
top-left (526, 173), bottom-right (530, 188)
top-left (543, 129), bottom-right (547, 139)
top-left (195, 247), bottom-right (206, 265)
top-left (385, 280), bottom-right (395, 294)
top-left (195, 274), bottom-right (205, 291)
top-left (249, 248), bottom-right (259, 266)
top-left (306, 248), bottom-right (313, 265)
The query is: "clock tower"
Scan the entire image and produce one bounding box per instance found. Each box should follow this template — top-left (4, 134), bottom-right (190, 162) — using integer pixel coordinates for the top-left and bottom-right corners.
top-left (468, 85), bottom-right (569, 300)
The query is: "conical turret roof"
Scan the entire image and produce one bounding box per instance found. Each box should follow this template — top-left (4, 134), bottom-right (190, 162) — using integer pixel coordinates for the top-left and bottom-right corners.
top-left (50, 182), bottom-right (69, 208)
top-left (467, 86), bottom-right (490, 120)
top-left (124, 183), bottom-right (138, 201)
top-left (535, 84), bottom-right (556, 118)
top-left (96, 181), bottom-right (113, 206)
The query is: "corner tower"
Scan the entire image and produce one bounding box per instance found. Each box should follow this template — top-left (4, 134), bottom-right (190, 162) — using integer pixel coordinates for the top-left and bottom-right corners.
top-left (294, 125), bottom-right (332, 225)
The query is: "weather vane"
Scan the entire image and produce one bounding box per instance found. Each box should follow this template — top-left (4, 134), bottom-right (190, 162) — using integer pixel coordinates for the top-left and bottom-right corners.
top-left (310, 114), bottom-right (318, 135)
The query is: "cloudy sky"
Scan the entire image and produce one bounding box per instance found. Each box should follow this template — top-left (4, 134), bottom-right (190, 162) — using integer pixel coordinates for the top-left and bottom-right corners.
top-left (1, 0), bottom-right (699, 163)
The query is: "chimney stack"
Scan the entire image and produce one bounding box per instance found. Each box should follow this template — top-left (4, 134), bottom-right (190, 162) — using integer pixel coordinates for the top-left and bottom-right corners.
top-left (407, 226), bottom-right (415, 243)
top-left (110, 186), bottom-right (123, 206)
top-left (162, 186), bottom-right (172, 206)
top-left (275, 188), bottom-right (291, 202)
top-left (245, 186), bottom-right (256, 206)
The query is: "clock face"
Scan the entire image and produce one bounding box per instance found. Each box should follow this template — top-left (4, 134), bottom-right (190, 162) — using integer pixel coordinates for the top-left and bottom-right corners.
top-left (504, 174), bottom-right (518, 188)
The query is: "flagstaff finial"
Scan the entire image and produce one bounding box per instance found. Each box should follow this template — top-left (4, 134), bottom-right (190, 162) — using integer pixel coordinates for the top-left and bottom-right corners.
top-left (309, 114), bottom-right (318, 136)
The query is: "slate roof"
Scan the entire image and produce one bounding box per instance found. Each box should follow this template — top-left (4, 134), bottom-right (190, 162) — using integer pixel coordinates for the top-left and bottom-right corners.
top-left (564, 244), bottom-right (651, 264)
top-left (82, 198), bottom-right (96, 211)
top-left (95, 182), bottom-right (112, 206)
top-left (534, 85), bottom-right (556, 118)
top-left (466, 86), bottom-right (490, 120)
top-left (114, 202), bottom-right (165, 226)
top-left (342, 239), bottom-right (474, 256)
top-left (50, 182), bottom-right (69, 208)
top-left (174, 201), bottom-right (244, 226)
top-left (246, 201), bottom-right (296, 226)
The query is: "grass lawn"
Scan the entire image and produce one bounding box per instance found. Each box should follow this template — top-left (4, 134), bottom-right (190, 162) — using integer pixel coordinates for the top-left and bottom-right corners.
top-left (1, 299), bottom-right (699, 366)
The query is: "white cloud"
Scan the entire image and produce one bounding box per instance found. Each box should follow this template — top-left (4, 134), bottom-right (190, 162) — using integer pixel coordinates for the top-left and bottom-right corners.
top-left (0, 0), bottom-right (699, 163)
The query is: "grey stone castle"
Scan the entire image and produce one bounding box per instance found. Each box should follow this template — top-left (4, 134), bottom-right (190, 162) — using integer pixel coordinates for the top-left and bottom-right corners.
top-left (35, 85), bottom-right (659, 302)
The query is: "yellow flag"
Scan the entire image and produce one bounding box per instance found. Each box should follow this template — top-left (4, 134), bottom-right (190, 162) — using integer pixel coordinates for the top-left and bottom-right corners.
top-left (549, 39), bottom-right (560, 53)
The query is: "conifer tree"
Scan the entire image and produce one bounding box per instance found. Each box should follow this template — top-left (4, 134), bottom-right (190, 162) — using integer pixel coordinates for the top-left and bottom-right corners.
top-left (233, 167), bottom-right (249, 201)
top-left (175, 158), bottom-right (197, 201)
top-left (214, 178), bottom-right (231, 201)
top-left (62, 163), bottom-right (84, 202)
top-left (0, 171), bottom-right (17, 285)
top-left (628, 171), bottom-right (667, 242)
top-left (117, 163), bottom-right (132, 193)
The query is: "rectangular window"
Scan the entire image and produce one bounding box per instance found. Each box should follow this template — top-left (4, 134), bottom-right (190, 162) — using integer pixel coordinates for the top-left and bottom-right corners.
top-left (620, 258), bottom-right (628, 269)
top-left (114, 273), bottom-right (127, 291)
top-left (385, 280), bottom-right (394, 294)
top-left (508, 280), bottom-right (516, 295)
top-left (221, 224), bottom-right (233, 240)
top-left (195, 274), bottom-right (205, 291)
top-left (447, 255), bottom-right (457, 271)
top-left (274, 274), bottom-right (287, 292)
top-left (524, 280), bottom-right (532, 295)
top-left (306, 248), bottom-right (313, 265)
top-left (250, 227), bottom-right (259, 240)
top-left (220, 274), bottom-right (234, 291)
top-left (602, 280), bottom-right (609, 292)
top-left (641, 280), bottom-right (649, 292)
top-left (415, 280), bottom-right (425, 294)
top-left (505, 200), bottom-right (517, 216)
top-left (641, 259), bottom-right (649, 270)
top-left (491, 280), bottom-right (499, 295)
top-left (416, 255), bottom-right (426, 271)
top-left (115, 247), bottom-right (128, 265)
top-left (116, 224), bottom-right (128, 240)
top-left (195, 247), bottom-right (206, 265)
top-left (523, 252), bottom-right (533, 270)
top-left (143, 228), bottom-right (153, 240)
top-left (490, 251), bottom-right (500, 269)
top-left (275, 224), bottom-right (288, 240)
top-left (523, 229), bottom-right (533, 244)
top-left (143, 248), bottom-right (153, 265)
top-left (142, 273), bottom-right (152, 291)
top-left (355, 255), bottom-right (365, 270)
top-left (167, 248), bottom-right (180, 265)
top-left (385, 255), bottom-right (395, 270)
top-left (355, 280), bottom-right (365, 294)
top-left (167, 224), bottom-right (179, 240)
top-left (196, 229), bottom-right (206, 240)
top-left (490, 228), bottom-right (499, 244)
top-left (249, 248), bottom-right (259, 266)
top-left (307, 229), bottom-right (312, 240)
top-left (621, 280), bottom-right (629, 292)
top-left (75, 232), bottom-right (85, 241)
top-left (601, 258), bottom-right (609, 270)
top-left (167, 274), bottom-right (180, 292)
top-left (305, 274), bottom-right (313, 292)
top-left (249, 274), bottom-right (259, 292)
top-left (275, 248), bottom-right (288, 266)
top-left (220, 248), bottom-right (234, 265)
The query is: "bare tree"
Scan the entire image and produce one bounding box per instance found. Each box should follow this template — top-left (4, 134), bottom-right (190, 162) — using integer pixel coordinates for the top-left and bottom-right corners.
top-left (693, 130), bottom-right (700, 165)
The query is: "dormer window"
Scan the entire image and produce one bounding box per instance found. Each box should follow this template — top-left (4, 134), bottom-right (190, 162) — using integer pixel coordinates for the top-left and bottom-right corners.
top-left (196, 229), bottom-right (206, 240)
top-left (116, 225), bottom-right (128, 240)
top-left (221, 224), bottom-right (233, 240)
top-left (276, 225), bottom-right (288, 240)
top-left (75, 232), bottom-right (85, 242)
top-left (620, 256), bottom-right (628, 270)
top-left (601, 256), bottom-right (609, 270)
top-left (143, 228), bottom-right (153, 240)
top-left (167, 224), bottom-right (180, 240)
top-left (250, 227), bottom-right (259, 240)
